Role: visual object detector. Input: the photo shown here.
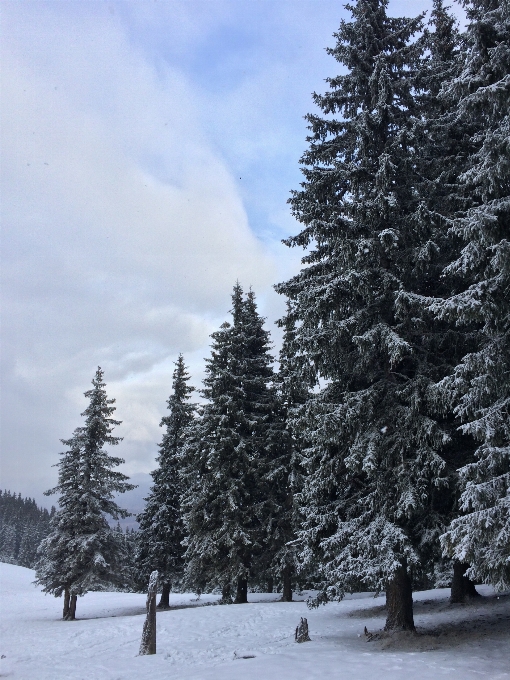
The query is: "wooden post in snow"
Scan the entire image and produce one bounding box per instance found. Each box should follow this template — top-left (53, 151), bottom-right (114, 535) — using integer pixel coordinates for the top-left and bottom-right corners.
top-left (295, 617), bottom-right (311, 642)
top-left (139, 570), bottom-right (158, 655)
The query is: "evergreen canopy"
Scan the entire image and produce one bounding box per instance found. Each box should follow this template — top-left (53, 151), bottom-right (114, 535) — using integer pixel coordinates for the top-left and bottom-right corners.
top-left (275, 0), bottom-right (471, 628)
top-left (181, 284), bottom-right (277, 602)
top-left (35, 368), bottom-right (135, 617)
top-left (136, 354), bottom-right (195, 599)
top-left (435, 0), bottom-right (510, 590)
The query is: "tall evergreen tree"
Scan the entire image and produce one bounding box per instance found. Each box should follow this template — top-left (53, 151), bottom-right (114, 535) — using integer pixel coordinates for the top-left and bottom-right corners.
top-left (411, 0), bottom-right (484, 601)
top-left (35, 368), bottom-right (135, 620)
top-left (264, 303), bottom-right (310, 601)
top-left (276, 0), bottom-right (461, 630)
top-left (181, 284), bottom-right (276, 603)
top-left (433, 0), bottom-right (510, 590)
top-left (136, 355), bottom-right (195, 607)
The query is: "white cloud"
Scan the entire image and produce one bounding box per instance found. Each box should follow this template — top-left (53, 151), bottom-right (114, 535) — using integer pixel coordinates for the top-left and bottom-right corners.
top-left (1, 5), bottom-right (276, 499)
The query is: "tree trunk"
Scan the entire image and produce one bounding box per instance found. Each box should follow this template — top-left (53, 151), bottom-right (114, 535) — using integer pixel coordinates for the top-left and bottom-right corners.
top-left (63, 588), bottom-right (70, 620)
top-left (267, 576), bottom-right (274, 594)
top-left (451, 561), bottom-right (466, 603)
top-left (139, 570), bottom-right (158, 655)
top-left (67, 594), bottom-right (77, 621)
top-left (385, 565), bottom-right (415, 631)
top-left (234, 577), bottom-right (248, 604)
top-left (281, 566), bottom-right (293, 602)
top-left (464, 576), bottom-right (480, 598)
top-left (450, 561), bottom-right (481, 603)
top-left (157, 582), bottom-right (171, 609)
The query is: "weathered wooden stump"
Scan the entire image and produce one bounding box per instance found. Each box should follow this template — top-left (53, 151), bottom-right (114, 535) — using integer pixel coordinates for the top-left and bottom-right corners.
top-left (139, 570), bottom-right (158, 655)
top-left (295, 617), bottom-right (311, 643)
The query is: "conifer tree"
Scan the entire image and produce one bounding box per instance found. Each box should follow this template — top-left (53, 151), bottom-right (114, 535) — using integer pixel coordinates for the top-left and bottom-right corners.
top-left (181, 284), bottom-right (276, 603)
top-left (276, 0), bottom-right (461, 630)
top-left (35, 368), bottom-right (135, 619)
top-left (410, 0), bottom-right (484, 601)
top-left (136, 355), bottom-right (195, 607)
top-left (264, 304), bottom-right (310, 601)
top-left (433, 0), bottom-right (510, 590)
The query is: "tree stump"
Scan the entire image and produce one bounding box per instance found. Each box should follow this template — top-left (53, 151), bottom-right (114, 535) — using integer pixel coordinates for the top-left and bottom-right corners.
top-left (295, 617), bottom-right (311, 643)
top-left (139, 570), bottom-right (158, 655)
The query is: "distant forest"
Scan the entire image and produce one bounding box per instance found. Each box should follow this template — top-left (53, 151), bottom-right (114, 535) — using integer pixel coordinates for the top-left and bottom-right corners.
top-left (0, 490), bottom-right (54, 567)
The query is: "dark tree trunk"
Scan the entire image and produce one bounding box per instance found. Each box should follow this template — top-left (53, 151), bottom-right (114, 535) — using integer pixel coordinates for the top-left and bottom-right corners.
top-left (451, 561), bottom-right (466, 603)
top-left (63, 588), bottom-right (70, 620)
top-left (139, 571), bottom-right (158, 655)
top-left (267, 576), bottom-right (274, 594)
top-left (234, 578), bottom-right (248, 604)
top-left (157, 582), bottom-right (171, 609)
top-left (385, 565), bottom-right (415, 631)
top-left (67, 594), bottom-right (77, 621)
top-left (450, 562), bottom-right (481, 603)
top-left (465, 576), bottom-right (480, 598)
top-left (281, 566), bottom-right (293, 602)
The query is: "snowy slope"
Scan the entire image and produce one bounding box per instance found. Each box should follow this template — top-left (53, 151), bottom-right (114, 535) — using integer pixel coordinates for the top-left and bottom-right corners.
top-left (0, 562), bottom-right (509, 679)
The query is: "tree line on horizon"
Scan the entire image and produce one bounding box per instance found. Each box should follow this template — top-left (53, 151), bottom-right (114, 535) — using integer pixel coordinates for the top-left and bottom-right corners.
top-left (0, 491), bottom-right (54, 568)
top-left (29, 0), bottom-right (508, 632)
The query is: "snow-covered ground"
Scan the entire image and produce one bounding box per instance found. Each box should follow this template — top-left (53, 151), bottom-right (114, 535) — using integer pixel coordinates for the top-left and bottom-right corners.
top-left (0, 563), bottom-right (509, 679)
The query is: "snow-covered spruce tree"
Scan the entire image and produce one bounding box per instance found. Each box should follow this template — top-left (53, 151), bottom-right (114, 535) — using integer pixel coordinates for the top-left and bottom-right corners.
top-left (276, 0), bottom-right (464, 631)
top-left (434, 0), bottom-right (510, 591)
top-left (35, 368), bottom-right (135, 620)
top-left (136, 355), bottom-right (195, 607)
top-left (410, 0), bottom-right (484, 602)
top-left (181, 284), bottom-right (277, 603)
top-left (263, 303), bottom-right (311, 601)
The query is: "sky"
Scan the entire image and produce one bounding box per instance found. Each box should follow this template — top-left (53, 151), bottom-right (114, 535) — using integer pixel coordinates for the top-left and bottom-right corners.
top-left (1, 0), bottom-right (466, 512)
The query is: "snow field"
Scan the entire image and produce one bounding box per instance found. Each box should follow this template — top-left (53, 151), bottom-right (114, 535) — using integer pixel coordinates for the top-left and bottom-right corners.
top-left (1, 563), bottom-right (509, 680)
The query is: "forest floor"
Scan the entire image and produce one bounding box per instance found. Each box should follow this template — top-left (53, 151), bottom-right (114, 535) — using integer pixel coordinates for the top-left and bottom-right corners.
top-left (0, 562), bottom-right (509, 679)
